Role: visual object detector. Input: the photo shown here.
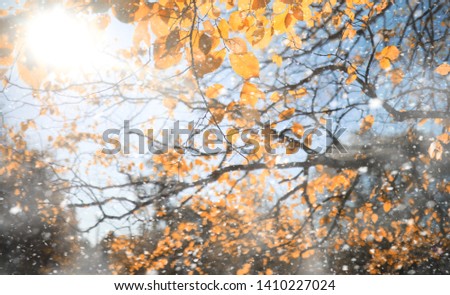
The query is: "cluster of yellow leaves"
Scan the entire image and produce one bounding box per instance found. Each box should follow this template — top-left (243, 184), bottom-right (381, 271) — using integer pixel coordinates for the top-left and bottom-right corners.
top-left (375, 46), bottom-right (400, 70)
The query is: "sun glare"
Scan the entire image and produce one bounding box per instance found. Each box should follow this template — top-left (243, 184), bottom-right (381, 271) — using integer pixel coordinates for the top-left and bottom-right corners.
top-left (26, 8), bottom-right (101, 69)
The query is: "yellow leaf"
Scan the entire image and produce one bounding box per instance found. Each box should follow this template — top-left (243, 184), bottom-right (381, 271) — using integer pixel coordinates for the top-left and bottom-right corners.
top-left (435, 63), bottom-right (450, 76)
top-left (273, 11), bottom-right (288, 35)
top-left (241, 82), bottom-right (265, 107)
top-left (229, 52), bottom-right (260, 79)
top-left (360, 114), bottom-right (374, 133)
top-left (205, 84), bottom-right (224, 99)
top-left (379, 58), bottom-right (391, 70)
top-left (238, 0), bottom-right (252, 11)
top-left (342, 24), bottom-right (356, 40)
top-left (279, 108), bottom-right (295, 120)
top-left (272, 54), bottom-right (282, 67)
top-left (377, 46), bottom-right (400, 70)
top-left (381, 46), bottom-right (400, 61)
top-left (383, 201), bottom-right (391, 213)
top-left (229, 11), bottom-right (244, 31)
top-left (288, 87), bottom-right (307, 98)
top-left (217, 19), bottom-right (230, 39)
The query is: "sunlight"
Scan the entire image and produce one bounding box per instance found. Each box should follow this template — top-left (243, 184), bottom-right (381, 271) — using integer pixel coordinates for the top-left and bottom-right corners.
top-left (26, 8), bottom-right (100, 68)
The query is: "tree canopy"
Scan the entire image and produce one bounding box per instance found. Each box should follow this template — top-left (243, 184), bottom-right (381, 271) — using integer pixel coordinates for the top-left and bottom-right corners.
top-left (0, 0), bottom-right (449, 274)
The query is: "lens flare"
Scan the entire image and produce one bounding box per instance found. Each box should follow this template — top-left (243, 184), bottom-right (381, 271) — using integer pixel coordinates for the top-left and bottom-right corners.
top-left (26, 8), bottom-right (100, 68)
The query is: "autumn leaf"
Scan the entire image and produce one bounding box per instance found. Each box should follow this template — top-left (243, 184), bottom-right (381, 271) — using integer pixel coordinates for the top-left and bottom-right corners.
top-left (17, 61), bottom-right (46, 89)
top-left (236, 263), bottom-right (251, 275)
top-left (163, 97), bottom-right (177, 109)
top-left (428, 141), bottom-right (443, 160)
top-left (153, 32), bottom-right (183, 69)
top-left (205, 84), bottom-right (224, 99)
top-left (381, 46), bottom-right (400, 61)
top-left (240, 82), bottom-right (265, 107)
top-left (224, 38), bottom-right (247, 54)
top-left (435, 63), bottom-right (450, 75)
top-left (286, 32), bottom-right (302, 49)
top-left (360, 115), bottom-right (374, 134)
top-left (371, 213), bottom-right (378, 223)
top-left (217, 19), bottom-right (229, 39)
top-left (346, 74), bottom-right (357, 84)
top-left (390, 69), bottom-right (404, 85)
top-left (279, 108), bottom-right (295, 120)
top-left (383, 201), bottom-right (392, 213)
top-left (376, 46), bottom-right (400, 70)
top-left (195, 49), bottom-right (227, 77)
top-left (229, 52), bottom-right (259, 79)
top-left (133, 20), bottom-right (151, 48)
top-left (229, 11), bottom-right (244, 31)
top-left (292, 122), bottom-right (304, 138)
top-left (272, 54), bottom-right (282, 67)
top-left (301, 249), bottom-right (315, 259)
top-left (199, 33), bottom-right (213, 55)
top-left (342, 24), bottom-right (356, 40)
top-left (346, 65), bottom-right (357, 84)
top-left (288, 88), bottom-right (307, 98)
top-left (379, 58), bottom-right (391, 70)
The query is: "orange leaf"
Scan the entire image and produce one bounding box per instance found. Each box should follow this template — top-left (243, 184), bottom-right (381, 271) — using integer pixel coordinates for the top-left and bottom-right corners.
top-left (236, 263), bottom-right (251, 275)
top-left (279, 108), bottom-right (295, 120)
top-left (383, 201), bottom-right (391, 213)
top-left (371, 213), bottom-right (378, 223)
top-left (435, 63), bottom-right (450, 76)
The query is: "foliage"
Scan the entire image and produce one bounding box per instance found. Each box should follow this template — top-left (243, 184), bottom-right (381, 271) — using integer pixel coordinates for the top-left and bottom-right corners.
top-left (0, 0), bottom-right (449, 274)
